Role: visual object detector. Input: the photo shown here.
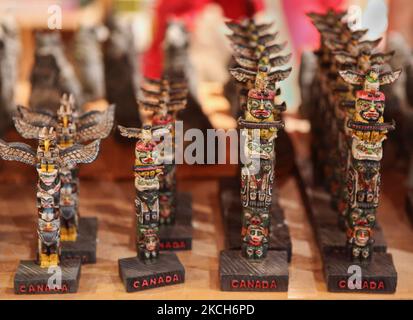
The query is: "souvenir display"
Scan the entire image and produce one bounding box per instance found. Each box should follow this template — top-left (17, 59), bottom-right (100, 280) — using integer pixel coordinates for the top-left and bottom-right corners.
top-left (13, 94), bottom-right (115, 263)
top-left (0, 127), bottom-right (100, 294)
top-left (2, 1), bottom-right (413, 300)
top-left (296, 9), bottom-right (400, 293)
top-left (30, 32), bottom-right (84, 112)
top-left (139, 76), bottom-right (193, 250)
top-left (219, 17), bottom-right (291, 292)
top-left (117, 122), bottom-right (185, 292)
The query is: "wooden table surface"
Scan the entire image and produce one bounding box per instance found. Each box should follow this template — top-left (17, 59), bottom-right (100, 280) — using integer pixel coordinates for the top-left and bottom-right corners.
top-left (1, 146), bottom-right (413, 299)
top-left (1, 80), bottom-right (413, 299)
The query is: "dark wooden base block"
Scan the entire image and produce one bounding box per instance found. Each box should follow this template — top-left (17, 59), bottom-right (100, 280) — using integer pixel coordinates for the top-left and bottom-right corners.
top-left (295, 159), bottom-right (387, 254)
top-left (219, 177), bottom-right (292, 262)
top-left (323, 251), bottom-right (397, 293)
top-left (14, 259), bottom-right (81, 295)
top-left (118, 253), bottom-right (185, 292)
top-left (406, 190), bottom-right (413, 224)
top-left (61, 217), bottom-right (98, 264)
top-left (295, 158), bottom-right (397, 293)
top-left (219, 250), bottom-right (289, 292)
top-left (159, 192), bottom-right (193, 251)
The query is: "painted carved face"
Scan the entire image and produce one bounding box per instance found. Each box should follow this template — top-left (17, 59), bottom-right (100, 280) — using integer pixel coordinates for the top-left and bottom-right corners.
top-left (247, 138), bottom-right (274, 160)
top-left (39, 192), bottom-right (55, 208)
top-left (247, 98), bottom-right (273, 120)
top-left (37, 164), bottom-right (58, 186)
top-left (354, 228), bottom-right (370, 246)
top-left (60, 167), bottom-right (72, 183)
top-left (349, 208), bottom-right (376, 228)
top-left (356, 98), bottom-right (384, 122)
top-left (159, 195), bottom-right (172, 218)
top-left (136, 147), bottom-right (155, 165)
top-left (247, 225), bottom-right (265, 243)
top-left (366, 69), bottom-right (379, 83)
top-left (144, 234), bottom-right (158, 251)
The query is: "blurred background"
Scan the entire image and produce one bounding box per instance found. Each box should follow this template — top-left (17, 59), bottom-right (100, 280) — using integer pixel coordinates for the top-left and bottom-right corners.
top-left (1, 0), bottom-right (411, 124)
top-left (0, 0), bottom-right (412, 180)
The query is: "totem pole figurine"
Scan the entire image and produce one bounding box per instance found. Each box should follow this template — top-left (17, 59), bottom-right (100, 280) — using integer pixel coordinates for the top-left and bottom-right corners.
top-left (219, 17), bottom-right (292, 263)
top-left (13, 94), bottom-right (115, 263)
top-left (339, 67), bottom-right (400, 260)
top-left (162, 20), bottom-right (213, 146)
top-left (139, 77), bottom-right (194, 251)
top-left (295, 8), bottom-right (400, 293)
top-left (219, 30), bottom-right (291, 290)
top-left (225, 18), bottom-right (289, 116)
top-left (0, 127), bottom-right (100, 294)
top-left (74, 24), bottom-right (108, 103)
top-left (117, 124), bottom-right (185, 292)
top-left (103, 15), bottom-right (141, 131)
top-left (0, 14), bottom-right (20, 137)
top-left (30, 32), bottom-right (84, 112)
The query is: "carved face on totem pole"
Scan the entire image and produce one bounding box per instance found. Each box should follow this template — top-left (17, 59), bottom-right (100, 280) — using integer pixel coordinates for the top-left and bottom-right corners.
top-left (36, 127), bottom-right (59, 186)
top-left (246, 90), bottom-right (275, 121)
top-left (143, 229), bottom-right (159, 252)
top-left (355, 90), bottom-right (385, 123)
top-left (135, 127), bottom-right (159, 166)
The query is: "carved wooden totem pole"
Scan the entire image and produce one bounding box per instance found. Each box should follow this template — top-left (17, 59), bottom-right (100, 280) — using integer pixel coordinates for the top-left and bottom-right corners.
top-left (13, 94), bottom-right (115, 263)
top-left (297, 8), bottom-right (401, 293)
top-left (139, 76), bottom-right (193, 250)
top-left (117, 121), bottom-right (185, 292)
top-left (0, 127), bottom-right (100, 294)
top-left (219, 17), bottom-right (291, 292)
top-left (340, 67), bottom-right (400, 261)
top-left (30, 32), bottom-right (84, 112)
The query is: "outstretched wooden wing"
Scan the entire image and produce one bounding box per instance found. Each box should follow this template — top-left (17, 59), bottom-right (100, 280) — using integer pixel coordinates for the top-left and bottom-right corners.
top-left (268, 68), bottom-right (292, 82)
top-left (0, 140), bottom-right (36, 166)
top-left (17, 105), bottom-right (56, 127)
top-left (167, 100), bottom-right (187, 113)
top-left (234, 56), bottom-right (258, 70)
top-left (339, 70), bottom-right (365, 85)
top-left (357, 38), bottom-right (382, 53)
top-left (269, 53), bottom-right (292, 67)
top-left (60, 140), bottom-right (100, 166)
top-left (78, 105), bottom-right (115, 128)
top-left (379, 69), bottom-right (402, 86)
top-left (77, 105), bottom-right (115, 143)
top-left (371, 51), bottom-right (395, 65)
top-left (229, 67), bottom-right (257, 83)
top-left (324, 38), bottom-right (345, 51)
top-left (225, 20), bottom-right (273, 36)
top-left (12, 117), bottom-right (42, 139)
top-left (333, 51), bottom-right (357, 65)
top-left (265, 42), bottom-right (287, 55)
top-left (118, 125), bottom-right (141, 138)
top-left (351, 29), bottom-right (368, 40)
top-left (234, 53), bottom-right (291, 70)
top-left (141, 78), bottom-right (187, 92)
top-left (140, 87), bottom-right (188, 101)
top-left (232, 41), bottom-right (287, 58)
top-left (139, 98), bottom-right (160, 110)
